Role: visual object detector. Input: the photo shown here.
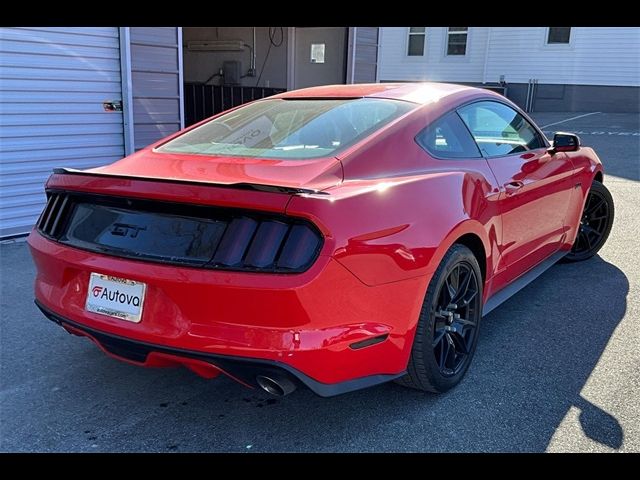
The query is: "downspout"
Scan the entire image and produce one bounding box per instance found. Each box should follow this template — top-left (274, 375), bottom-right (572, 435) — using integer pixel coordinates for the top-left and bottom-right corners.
top-left (286, 28), bottom-right (295, 90)
top-left (177, 27), bottom-right (185, 129)
top-left (118, 27), bottom-right (135, 155)
top-left (251, 27), bottom-right (257, 75)
top-left (375, 27), bottom-right (382, 83)
top-left (482, 26), bottom-right (492, 84)
top-left (350, 27), bottom-right (357, 83)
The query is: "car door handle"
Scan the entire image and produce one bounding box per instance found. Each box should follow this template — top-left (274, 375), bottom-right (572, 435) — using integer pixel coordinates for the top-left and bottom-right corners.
top-left (504, 181), bottom-right (524, 195)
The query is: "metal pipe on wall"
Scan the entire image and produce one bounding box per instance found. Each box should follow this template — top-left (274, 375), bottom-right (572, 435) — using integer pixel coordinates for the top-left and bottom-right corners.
top-left (525, 78), bottom-right (539, 113)
top-left (251, 27), bottom-right (257, 75)
top-left (529, 78), bottom-right (538, 112)
top-left (349, 27), bottom-right (357, 83)
top-left (481, 27), bottom-right (492, 84)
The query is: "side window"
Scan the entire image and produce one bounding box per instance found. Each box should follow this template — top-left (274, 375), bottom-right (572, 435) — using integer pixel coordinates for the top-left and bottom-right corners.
top-left (457, 101), bottom-right (545, 157)
top-left (416, 112), bottom-right (482, 159)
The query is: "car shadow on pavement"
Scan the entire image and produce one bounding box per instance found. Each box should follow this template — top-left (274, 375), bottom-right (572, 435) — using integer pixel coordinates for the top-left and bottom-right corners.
top-left (183, 254), bottom-right (628, 453)
top-left (574, 395), bottom-right (623, 449)
top-left (87, 255), bottom-right (627, 453)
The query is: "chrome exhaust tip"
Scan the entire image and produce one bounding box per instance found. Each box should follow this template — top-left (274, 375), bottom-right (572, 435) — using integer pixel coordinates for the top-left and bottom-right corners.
top-left (256, 374), bottom-right (296, 397)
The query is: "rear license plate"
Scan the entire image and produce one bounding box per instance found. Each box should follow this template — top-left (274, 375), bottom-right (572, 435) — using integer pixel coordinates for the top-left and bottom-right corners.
top-left (85, 273), bottom-right (146, 323)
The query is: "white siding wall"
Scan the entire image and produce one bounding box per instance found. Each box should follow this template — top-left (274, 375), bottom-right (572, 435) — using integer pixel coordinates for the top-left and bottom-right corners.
top-left (378, 27), bottom-right (488, 83)
top-left (378, 27), bottom-right (640, 87)
top-left (0, 27), bottom-right (124, 237)
top-left (484, 27), bottom-right (640, 86)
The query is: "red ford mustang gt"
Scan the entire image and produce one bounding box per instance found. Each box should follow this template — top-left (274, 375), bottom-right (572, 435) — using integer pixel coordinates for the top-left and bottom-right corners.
top-left (29, 83), bottom-right (614, 397)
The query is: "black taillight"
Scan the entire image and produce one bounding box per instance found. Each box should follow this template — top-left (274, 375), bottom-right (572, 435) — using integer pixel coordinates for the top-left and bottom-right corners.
top-left (211, 217), bottom-right (259, 267)
top-left (40, 190), bottom-right (323, 274)
top-left (37, 192), bottom-right (72, 238)
top-left (276, 224), bottom-right (322, 270)
top-left (209, 217), bottom-right (320, 272)
top-left (243, 220), bottom-right (289, 268)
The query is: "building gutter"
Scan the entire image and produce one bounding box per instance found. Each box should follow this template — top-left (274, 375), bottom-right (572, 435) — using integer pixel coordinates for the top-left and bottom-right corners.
top-left (482, 27), bottom-right (492, 84)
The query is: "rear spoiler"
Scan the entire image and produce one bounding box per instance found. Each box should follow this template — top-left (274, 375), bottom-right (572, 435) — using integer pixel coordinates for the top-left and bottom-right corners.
top-left (52, 168), bottom-right (329, 196)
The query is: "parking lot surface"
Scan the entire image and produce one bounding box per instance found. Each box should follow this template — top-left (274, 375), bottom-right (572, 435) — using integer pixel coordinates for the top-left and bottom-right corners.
top-left (1, 111), bottom-right (638, 452)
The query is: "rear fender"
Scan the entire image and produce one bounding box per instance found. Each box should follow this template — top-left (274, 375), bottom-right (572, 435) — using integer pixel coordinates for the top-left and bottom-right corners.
top-left (286, 170), bottom-right (500, 290)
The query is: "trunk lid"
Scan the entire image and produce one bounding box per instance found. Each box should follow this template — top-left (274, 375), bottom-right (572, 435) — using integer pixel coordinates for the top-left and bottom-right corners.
top-left (84, 149), bottom-right (343, 193)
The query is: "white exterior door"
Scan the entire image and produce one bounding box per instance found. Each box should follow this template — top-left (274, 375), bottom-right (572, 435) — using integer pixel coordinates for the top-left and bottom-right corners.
top-left (0, 27), bottom-right (125, 237)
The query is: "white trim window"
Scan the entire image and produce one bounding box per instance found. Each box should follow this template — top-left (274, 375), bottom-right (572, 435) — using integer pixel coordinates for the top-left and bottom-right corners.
top-left (407, 27), bottom-right (426, 56)
top-left (446, 27), bottom-right (468, 55)
top-left (547, 27), bottom-right (571, 44)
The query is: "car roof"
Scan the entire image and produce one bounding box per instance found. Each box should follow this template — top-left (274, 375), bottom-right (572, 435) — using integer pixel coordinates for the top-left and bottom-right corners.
top-left (272, 82), bottom-right (481, 105)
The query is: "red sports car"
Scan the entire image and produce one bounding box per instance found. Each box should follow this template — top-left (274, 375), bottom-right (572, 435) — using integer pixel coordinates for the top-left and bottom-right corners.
top-left (29, 83), bottom-right (614, 397)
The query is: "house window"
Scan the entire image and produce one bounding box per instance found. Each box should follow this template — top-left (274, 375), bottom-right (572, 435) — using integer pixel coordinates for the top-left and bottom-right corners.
top-left (407, 27), bottom-right (426, 56)
top-left (547, 27), bottom-right (571, 44)
top-left (446, 27), bottom-right (468, 55)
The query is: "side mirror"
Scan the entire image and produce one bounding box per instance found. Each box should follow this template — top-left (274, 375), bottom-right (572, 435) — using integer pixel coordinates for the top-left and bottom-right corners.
top-left (548, 132), bottom-right (581, 154)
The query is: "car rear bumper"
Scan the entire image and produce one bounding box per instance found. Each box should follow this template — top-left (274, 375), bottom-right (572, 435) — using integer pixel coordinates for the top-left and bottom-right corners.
top-left (29, 231), bottom-right (428, 393)
top-left (36, 301), bottom-right (403, 397)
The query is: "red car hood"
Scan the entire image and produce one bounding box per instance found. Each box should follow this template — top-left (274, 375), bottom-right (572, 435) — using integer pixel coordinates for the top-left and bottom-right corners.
top-left (83, 149), bottom-right (344, 192)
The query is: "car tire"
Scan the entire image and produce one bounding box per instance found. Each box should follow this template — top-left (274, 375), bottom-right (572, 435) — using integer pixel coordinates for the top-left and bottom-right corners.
top-left (562, 180), bottom-right (614, 263)
top-left (396, 244), bottom-right (483, 393)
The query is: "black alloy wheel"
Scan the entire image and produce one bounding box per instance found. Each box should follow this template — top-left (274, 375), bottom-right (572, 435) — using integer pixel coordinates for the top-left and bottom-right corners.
top-left (564, 180), bottom-right (614, 262)
top-left (396, 244), bottom-right (483, 393)
top-left (432, 262), bottom-right (480, 377)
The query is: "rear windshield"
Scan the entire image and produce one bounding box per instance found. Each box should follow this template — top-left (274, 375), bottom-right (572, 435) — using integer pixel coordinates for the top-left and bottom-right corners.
top-left (156, 98), bottom-right (415, 160)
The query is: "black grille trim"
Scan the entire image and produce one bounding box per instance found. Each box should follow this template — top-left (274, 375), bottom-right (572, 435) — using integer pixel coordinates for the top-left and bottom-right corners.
top-left (36, 189), bottom-right (323, 274)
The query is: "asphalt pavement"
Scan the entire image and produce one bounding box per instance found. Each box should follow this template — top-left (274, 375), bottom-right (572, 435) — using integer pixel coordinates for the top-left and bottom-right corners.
top-left (1, 111), bottom-right (638, 452)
